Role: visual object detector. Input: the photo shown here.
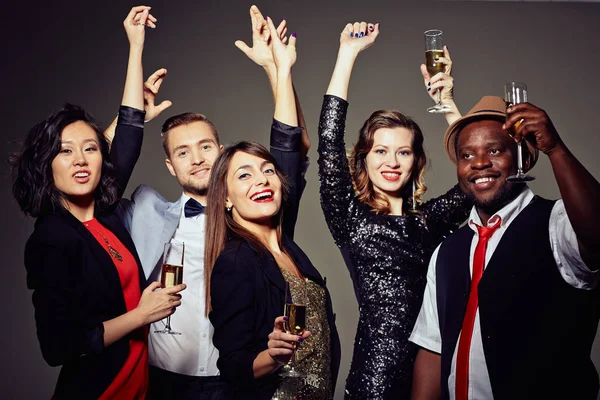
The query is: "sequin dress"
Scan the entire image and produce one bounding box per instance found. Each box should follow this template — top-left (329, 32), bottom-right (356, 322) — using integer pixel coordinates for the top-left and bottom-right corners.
top-left (274, 270), bottom-right (332, 400)
top-left (317, 95), bottom-right (471, 399)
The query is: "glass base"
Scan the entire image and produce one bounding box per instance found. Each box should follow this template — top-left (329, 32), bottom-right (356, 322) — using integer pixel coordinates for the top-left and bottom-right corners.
top-left (280, 365), bottom-right (304, 378)
top-left (427, 103), bottom-right (452, 114)
top-left (154, 328), bottom-right (181, 335)
top-left (507, 173), bottom-right (535, 182)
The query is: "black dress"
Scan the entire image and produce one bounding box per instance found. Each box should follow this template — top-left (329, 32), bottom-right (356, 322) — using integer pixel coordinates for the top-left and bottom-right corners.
top-left (317, 95), bottom-right (470, 399)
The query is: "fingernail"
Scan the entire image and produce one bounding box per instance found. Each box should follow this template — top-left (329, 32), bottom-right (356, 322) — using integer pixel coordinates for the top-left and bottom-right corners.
top-left (283, 316), bottom-right (289, 321)
top-left (434, 58), bottom-right (439, 61)
top-left (428, 88), bottom-right (431, 92)
top-left (350, 32), bottom-right (353, 37)
top-left (369, 26), bottom-right (374, 31)
top-left (360, 32), bottom-right (364, 37)
top-left (292, 32), bottom-right (296, 37)
top-left (354, 33), bottom-right (359, 38)
top-left (298, 337), bottom-right (304, 342)
top-left (428, 82), bottom-right (431, 86)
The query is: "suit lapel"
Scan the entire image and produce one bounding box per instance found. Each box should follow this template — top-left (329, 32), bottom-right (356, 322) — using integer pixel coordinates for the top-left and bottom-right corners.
top-left (283, 236), bottom-right (324, 285)
top-left (257, 236), bottom-right (323, 293)
top-left (99, 213), bottom-right (147, 289)
top-left (60, 211), bottom-right (126, 311)
top-left (151, 199), bottom-right (181, 274)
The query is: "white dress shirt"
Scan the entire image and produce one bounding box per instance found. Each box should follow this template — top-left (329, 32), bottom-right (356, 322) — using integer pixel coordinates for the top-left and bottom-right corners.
top-left (409, 187), bottom-right (598, 399)
top-left (148, 194), bottom-right (220, 376)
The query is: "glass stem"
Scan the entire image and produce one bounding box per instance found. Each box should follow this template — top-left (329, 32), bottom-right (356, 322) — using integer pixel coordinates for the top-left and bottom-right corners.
top-left (165, 316), bottom-right (171, 331)
top-left (516, 142), bottom-right (524, 174)
top-left (437, 88), bottom-right (442, 106)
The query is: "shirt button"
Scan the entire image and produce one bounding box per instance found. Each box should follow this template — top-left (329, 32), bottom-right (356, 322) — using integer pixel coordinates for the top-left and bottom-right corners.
top-left (202, 333), bottom-right (207, 338)
top-left (200, 367), bottom-right (205, 372)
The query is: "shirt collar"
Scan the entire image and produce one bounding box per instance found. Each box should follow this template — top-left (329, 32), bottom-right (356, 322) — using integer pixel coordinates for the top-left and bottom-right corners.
top-left (468, 186), bottom-right (534, 231)
top-left (179, 193), bottom-right (207, 220)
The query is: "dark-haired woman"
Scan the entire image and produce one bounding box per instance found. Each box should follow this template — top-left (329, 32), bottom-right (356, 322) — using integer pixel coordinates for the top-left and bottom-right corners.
top-left (317, 22), bottom-right (470, 399)
top-left (11, 7), bottom-right (185, 399)
top-left (206, 18), bottom-right (340, 400)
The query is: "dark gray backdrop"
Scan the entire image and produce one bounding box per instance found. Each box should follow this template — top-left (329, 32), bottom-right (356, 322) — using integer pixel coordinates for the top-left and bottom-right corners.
top-left (3, 1), bottom-right (599, 398)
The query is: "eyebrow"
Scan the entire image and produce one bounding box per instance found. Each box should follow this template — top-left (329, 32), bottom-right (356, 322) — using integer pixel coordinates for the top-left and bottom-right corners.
top-left (234, 160), bottom-right (272, 174)
top-left (172, 138), bottom-right (215, 153)
top-left (61, 138), bottom-right (99, 145)
top-left (459, 141), bottom-right (507, 152)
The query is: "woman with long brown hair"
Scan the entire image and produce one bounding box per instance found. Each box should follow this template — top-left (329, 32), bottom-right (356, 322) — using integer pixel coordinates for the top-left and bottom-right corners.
top-left (205, 141), bottom-right (340, 400)
top-left (205, 17), bottom-right (340, 400)
top-left (317, 22), bottom-right (471, 398)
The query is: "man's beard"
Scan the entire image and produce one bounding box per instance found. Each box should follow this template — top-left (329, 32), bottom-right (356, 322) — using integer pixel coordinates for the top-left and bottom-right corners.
top-left (466, 181), bottom-right (525, 217)
top-left (182, 181), bottom-right (208, 197)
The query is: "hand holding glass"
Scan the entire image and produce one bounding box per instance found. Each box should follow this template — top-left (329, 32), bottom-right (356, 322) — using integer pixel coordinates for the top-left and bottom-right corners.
top-left (505, 82), bottom-right (535, 182)
top-left (154, 242), bottom-right (184, 335)
top-left (280, 281), bottom-right (307, 378)
top-left (425, 29), bottom-right (451, 114)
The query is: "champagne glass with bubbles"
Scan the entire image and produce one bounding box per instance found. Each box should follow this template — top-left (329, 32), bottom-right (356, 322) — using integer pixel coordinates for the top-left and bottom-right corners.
top-left (280, 280), bottom-right (307, 378)
top-left (505, 82), bottom-right (535, 182)
top-left (154, 242), bottom-right (184, 335)
top-left (425, 29), bottom-right (451, 114)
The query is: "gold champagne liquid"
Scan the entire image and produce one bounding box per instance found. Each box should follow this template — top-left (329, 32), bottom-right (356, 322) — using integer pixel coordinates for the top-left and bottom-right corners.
top-left (425, 50), bottom-right (445, 76)
top-left (505, 101), bottom-right (523, 134)
top-left (284, 303), bottom-right (306, 335)
top-left (161, 263), bottom-right (183, 288)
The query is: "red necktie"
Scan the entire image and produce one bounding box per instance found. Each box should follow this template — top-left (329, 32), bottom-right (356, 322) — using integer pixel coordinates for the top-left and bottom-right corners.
top-left (455, 218), bottom-right (502, 400)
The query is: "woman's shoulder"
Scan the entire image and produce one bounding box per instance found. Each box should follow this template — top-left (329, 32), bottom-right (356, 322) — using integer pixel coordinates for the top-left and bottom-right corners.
top-left (215, 238), bottom-right (262, 270)
top-left (28, 213), bottom-right (79, 247)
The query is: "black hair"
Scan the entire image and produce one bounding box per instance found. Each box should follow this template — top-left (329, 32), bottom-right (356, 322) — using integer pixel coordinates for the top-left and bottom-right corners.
top-left (11, 104), bottom-right (118, 217)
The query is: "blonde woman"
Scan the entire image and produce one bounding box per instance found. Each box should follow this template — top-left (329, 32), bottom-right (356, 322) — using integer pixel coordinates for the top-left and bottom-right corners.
top-left (317, 21), bottom-right (470, 399)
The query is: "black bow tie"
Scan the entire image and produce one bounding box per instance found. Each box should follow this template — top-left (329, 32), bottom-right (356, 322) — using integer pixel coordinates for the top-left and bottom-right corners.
top-left (184, 198), bottom-right (206, 218)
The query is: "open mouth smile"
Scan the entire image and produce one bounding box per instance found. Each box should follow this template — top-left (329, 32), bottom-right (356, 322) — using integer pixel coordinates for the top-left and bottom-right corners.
top-left (381, 171), bottom-right (401, 182)
top-left (250, 189), bottom-right (274, 202)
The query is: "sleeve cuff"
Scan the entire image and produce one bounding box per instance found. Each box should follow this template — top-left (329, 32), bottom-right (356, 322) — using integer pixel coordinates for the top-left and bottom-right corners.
top-left (85, 322), bottom-right (105, 355)
top-left (117, 105), bottom-right (145, 129)
top-left (324, 94), bottom-right (349, 107)
top-left (270, 119), bottom-right (303, 152)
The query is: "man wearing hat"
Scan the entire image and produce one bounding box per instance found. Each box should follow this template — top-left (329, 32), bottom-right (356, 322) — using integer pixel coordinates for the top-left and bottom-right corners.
top-left (409, 96), bottom-right (600, 399)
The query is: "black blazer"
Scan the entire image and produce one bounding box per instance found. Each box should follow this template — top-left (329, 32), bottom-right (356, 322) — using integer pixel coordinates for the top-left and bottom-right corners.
top-left (23, 106), bottom-right (146, 399)
top-left (209, 235), bottom-right (341, 400)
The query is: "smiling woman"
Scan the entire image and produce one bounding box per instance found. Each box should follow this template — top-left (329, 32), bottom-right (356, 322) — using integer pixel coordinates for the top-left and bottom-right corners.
top-left (205, 141), bottom-right (340, 400)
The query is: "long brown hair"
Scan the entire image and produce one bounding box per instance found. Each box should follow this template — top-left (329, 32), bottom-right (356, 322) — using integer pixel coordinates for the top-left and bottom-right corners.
top-left (349, 109), bottom-right (428, 214)
top-left (204, 141), bottom-right (290, 315)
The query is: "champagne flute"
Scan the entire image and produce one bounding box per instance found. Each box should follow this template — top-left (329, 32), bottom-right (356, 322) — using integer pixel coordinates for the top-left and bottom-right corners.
top-left (425, 29), bottom-right (451, 114)
top-left (280, 280), bottom-right (307, 378)
top-left (505, 82), bottom-right (535, 182)
top-left (154, 242), bottom-right (184, 335)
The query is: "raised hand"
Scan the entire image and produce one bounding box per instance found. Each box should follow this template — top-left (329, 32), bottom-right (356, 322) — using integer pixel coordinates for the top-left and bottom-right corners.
top-left (339, 21), bottom-right (380, 57)
top-left (421, 45), bottom-right (453, 104)
top-left (143, 68), bottom-right (172, 122)
top-left (123, 5), bottom-right (157, 49)
top-left (266, 16), bottom-right (296, 72)
top-left (326, 21), bottom-right (379, 100)
top-left (504, 103), bottom-right (562, 155)
top-left (235, 5), bottom-right (288, 69)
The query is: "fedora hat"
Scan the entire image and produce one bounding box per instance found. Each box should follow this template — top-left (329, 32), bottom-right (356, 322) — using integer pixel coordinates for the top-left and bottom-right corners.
top-left (443, 95), bottom-right (539, 169)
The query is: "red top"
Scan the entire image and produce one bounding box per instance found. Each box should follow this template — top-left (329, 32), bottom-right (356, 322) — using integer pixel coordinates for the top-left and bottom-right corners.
top-left (84, 218), bottom-right (148, 400)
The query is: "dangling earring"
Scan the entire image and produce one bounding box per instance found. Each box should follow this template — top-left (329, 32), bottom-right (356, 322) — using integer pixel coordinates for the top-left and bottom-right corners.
top-left (412, 180), bottom-right (416, 210)
top-left (226, 205), bottom-right (232, 212)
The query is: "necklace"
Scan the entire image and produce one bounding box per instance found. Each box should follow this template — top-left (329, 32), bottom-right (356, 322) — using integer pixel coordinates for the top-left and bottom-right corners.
top-left (85, 223), bottom-right (123, 262)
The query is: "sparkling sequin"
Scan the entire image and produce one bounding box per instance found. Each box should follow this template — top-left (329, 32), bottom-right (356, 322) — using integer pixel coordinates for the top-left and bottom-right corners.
top-left (317, 95), bottom-right (471, 399)
top-left (273, 270), bottom-right (333, 400)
